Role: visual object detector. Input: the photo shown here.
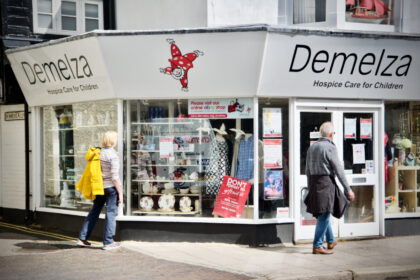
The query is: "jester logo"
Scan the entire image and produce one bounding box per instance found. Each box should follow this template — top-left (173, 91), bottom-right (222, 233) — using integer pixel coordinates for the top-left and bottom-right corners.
top-left (160, 39), bottom-right (204, 92)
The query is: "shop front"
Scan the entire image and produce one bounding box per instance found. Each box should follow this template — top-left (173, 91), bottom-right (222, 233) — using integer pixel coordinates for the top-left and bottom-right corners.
top-left (5, 26), bottom-right (420, 244)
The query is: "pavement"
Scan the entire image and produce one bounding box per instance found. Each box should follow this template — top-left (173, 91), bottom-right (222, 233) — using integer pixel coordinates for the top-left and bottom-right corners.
top-left (0, 221), bottom-right (420, 280)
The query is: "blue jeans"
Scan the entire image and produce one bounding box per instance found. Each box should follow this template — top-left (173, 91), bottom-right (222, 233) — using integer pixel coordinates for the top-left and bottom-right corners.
top-left (313, 212), bottom-right (334, 248)
top-left (79, 187), bottom-right (118, 245)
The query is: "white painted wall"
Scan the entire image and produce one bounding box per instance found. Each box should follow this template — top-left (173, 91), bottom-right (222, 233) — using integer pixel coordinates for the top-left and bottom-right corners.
top-left (116, 0), bottom-right (207, 30)
top-left (208, 0), bottom-right (278, 26)
top-left (0, 104), bottom-right (25, 210)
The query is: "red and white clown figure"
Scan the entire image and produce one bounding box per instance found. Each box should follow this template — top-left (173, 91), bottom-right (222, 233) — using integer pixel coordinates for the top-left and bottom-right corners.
top-left (160, 39), bottom-right (203, 92)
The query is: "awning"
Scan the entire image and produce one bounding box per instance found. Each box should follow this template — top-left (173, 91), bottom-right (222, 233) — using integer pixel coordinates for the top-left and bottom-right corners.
top-left (5, 25), bottom-right (420, 107)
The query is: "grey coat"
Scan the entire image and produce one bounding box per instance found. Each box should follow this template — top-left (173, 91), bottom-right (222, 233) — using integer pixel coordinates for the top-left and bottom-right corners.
top-left (304, 138), bottom-right (352, 217)
top-left (305, 138), bottom-right (351, 194)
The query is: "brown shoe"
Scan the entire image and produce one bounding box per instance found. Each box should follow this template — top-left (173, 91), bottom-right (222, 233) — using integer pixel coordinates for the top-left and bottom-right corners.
top-left (327, 240), bottom-right (337, 250)
top-left (313, 247), bottom-right (334, 254)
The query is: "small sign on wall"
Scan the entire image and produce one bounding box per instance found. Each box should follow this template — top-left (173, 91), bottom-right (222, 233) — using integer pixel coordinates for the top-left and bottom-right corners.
top-left (4, 111), bottom-right (24, 121)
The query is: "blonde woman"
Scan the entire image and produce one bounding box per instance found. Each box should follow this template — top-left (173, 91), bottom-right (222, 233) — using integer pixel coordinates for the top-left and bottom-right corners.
top-left (77, 131), bottom-right (123, 250)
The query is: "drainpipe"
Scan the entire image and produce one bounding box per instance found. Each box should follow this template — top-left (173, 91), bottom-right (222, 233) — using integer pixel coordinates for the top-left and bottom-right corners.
top-left (24, 100), bottom-right (30, 224)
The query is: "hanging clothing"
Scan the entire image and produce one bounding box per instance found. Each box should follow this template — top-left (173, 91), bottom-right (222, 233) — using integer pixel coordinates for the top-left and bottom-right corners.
top-left (206, 135), bottom-right (229, 195)
top-left (230, 138), bottom-right (241, 177)
top-left (76, 147), bottom-right (104, 201)
top-left (235, 136), bottom-right (254, 182)
top-left (384, 133), bottom-right (393, 183)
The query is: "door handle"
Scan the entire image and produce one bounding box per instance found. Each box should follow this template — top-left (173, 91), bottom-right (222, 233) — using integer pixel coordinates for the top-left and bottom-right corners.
top-left (352, 177), bottom-right (367, 183)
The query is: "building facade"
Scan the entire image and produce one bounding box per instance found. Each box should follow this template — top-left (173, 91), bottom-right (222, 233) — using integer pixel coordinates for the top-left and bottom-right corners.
top-left (1, 0), bottom-right (420, 245)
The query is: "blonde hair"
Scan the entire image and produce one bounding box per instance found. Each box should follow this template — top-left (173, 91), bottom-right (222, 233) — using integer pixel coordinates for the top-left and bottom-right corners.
top-left (102, 131), bottom-right (118, 147)
top-left (320, 122), bottom-right (334, 137)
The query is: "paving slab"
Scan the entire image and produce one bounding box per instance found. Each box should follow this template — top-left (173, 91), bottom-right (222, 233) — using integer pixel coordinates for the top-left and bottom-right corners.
top-left (123, 236), bottom-right (420, 280)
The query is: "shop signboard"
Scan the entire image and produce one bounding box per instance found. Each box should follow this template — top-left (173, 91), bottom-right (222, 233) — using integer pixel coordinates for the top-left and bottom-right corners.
top-left (188, 98), bottom-right (253, 119)
top-left (213, 175), bottom-right (251, 218)
top-left (6, 37), bottom-right (114, 107)
top-left (6, 29), bottom-right (420, 107)
top-left (259, 32), bottom-right (420, 100)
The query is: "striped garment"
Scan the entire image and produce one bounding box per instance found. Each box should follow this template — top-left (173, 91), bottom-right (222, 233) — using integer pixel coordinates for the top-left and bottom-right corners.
top-left (100, 147), bottom-right (120, 188)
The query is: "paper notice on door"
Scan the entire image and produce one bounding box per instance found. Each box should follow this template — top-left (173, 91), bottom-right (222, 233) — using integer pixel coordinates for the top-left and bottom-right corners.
top-left (344, 118), bottom-right (357, 139)
top-left (352, 143), bottom-right (366, 164)
top-left (360, 118), bottom-right (372, 139)
top-left (366, 160), bottom-right (374, 174)
top-left (159, 137), bottom-right (174, 158)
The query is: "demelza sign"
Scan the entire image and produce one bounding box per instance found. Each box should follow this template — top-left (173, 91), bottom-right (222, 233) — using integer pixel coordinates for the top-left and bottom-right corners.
top-left (259, 32), bottom-right (420, 100)
top-left (20, 54), bottom-right (93, 86)
top-left (6, 37), bottom-right (114, 106)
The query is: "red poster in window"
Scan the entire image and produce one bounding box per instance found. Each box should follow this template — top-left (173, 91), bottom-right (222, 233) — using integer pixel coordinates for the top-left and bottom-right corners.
top-left (213, 176), bottom-right (251, 218)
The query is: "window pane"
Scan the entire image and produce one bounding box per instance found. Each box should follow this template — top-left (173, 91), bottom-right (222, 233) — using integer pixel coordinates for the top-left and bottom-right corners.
top-left (85, 4), bottom-right (98, 18)
top-left (128, 99), bottom-right (254, 218)
top-left (42, 101), bottom-right (118, 211)
top-left (38, 0), bottom-right (52, 13)
top-left (85, 19), bottom-right (98, 31)
top-left (62, 1), bottom-right (76, 16)
top-left (259, 99), bottom-right (290, 219)
top-left (62, 16), bottom-right (77, 31)
top-left (293, 0), bottom-right (326, 24)
top-left (299, 112), bottom-right (331, 174)
top-left (38, 14), bottom-right (53, 29)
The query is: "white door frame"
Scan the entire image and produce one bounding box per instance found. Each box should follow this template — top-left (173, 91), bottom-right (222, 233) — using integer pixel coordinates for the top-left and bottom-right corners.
top-left (292, 99), bottom-right (385, 242)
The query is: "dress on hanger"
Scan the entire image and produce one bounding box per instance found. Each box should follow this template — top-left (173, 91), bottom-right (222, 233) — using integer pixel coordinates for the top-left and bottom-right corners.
top-left (206, 135), bottom-right (229, 195)
top-left (235, 136), bottom-right (254, 182)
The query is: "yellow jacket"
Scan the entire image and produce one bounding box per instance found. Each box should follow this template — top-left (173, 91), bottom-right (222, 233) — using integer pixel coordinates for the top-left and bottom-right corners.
top-left (76, 148), bottom-right (104, 200)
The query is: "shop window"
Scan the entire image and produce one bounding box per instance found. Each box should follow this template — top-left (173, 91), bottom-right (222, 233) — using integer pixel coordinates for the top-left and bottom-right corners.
top-left (33, 0), bottom-right (103, 35)
top-left (41, 100), bottom-right (118, 210)
top-left (126, 99), bottom-right (254, 218)
top-left (293, 0), bottom-right (326, 24)
top-left (385, 101), bottom-right (420, 215)
top-left (258, 99), bottom-right (290, 219)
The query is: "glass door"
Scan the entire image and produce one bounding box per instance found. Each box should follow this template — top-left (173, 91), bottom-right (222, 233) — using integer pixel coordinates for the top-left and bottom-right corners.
top-left (294, 110), bottom-right (339, 241)
top-left (294, 100), bottom-right (381, 241)
top-left (337, 110), bottom-right (380, 237)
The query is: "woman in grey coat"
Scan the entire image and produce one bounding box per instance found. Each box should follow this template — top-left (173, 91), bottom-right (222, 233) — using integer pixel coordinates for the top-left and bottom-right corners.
top-left (305, 122), bottom-right (355, 254)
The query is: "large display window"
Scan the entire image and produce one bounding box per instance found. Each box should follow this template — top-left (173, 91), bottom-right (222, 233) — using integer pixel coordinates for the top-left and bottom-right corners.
top-left (42, 100), bottom-right (118, 210)
top-left (126, 99), bottom-right (255, 218)
top-left (385, 101), bottom-right (420, 215)
top-left (258, 99), bottom-right (290, 219)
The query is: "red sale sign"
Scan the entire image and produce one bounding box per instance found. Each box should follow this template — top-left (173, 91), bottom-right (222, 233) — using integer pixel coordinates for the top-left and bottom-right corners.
top-left (213, 176), bottom-right (252, 218)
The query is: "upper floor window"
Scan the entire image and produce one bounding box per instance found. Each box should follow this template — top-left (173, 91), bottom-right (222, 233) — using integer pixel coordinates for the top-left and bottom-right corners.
top-left (293, 0), bottom-right (326, 24)
top-left (33, 0), bottom-right (103, 35)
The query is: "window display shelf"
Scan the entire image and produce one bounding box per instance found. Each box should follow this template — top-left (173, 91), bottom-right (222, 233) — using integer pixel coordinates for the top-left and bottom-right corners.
top-left (47, 124), bottom-right (116, 132)
top-left (76, 124), bottom-right (116, 129)
top-left (47, 128), bottom-right (75, 132)
top-left (386, 165), bottom-right (420, 214)
top-left (396, 166), bottom-right (420, 170)
top-left (131, 164), bottom-right (201, 168)
top-left (132, 179), bottom-right (196, 183)
top-left (131, 150), bottom-right (199, 153)
top-left (139, 193), bottom-right (200, 197)
top-left (48, 155), bottom-right (76, 157)
top-left (47, 204), bottom-right (78, 210)
top-left (47, 179), bottom-right (77, 182)
top-left (132, 122), bottom-right (195, 126)
top-left (132, 210), bottom-right (200, 216)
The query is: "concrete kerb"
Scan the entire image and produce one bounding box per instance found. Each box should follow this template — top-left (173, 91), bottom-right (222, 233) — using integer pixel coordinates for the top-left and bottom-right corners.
top-left (264, 271), bottom-right (353, 280)
top-left (352, 264), bottom-right (420, 280)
